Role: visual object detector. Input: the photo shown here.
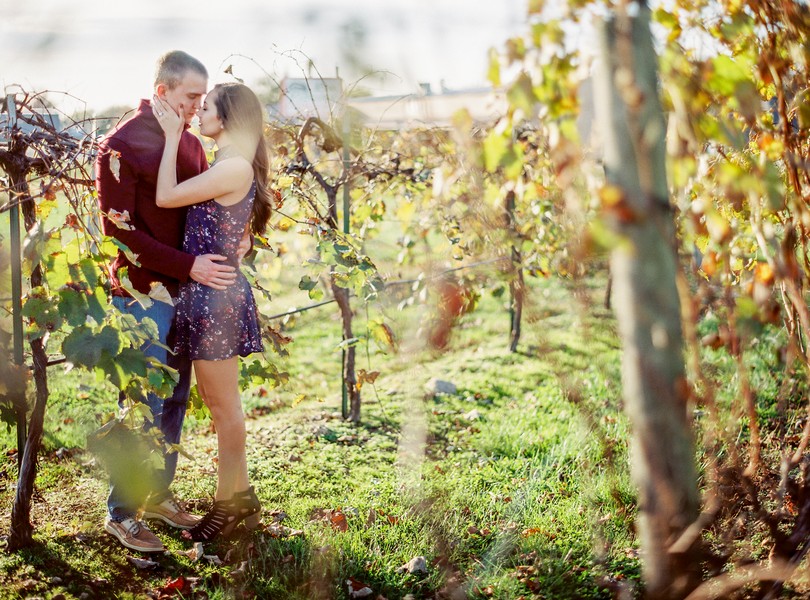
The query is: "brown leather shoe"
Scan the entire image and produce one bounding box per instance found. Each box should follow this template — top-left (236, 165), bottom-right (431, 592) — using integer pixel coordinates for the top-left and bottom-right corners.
top-left (142, 496), bottom-right (201, 529)
top-left (104, 517), bottom-right (164, 553)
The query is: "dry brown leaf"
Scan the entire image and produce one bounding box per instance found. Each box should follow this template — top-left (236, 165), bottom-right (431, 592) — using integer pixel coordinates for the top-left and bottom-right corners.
top-left (109, 150), bottom-right (122, 182)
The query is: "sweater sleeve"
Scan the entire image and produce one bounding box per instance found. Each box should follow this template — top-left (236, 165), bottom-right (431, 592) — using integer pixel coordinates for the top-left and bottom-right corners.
top-left (96, 137), bottom-right (196, 282)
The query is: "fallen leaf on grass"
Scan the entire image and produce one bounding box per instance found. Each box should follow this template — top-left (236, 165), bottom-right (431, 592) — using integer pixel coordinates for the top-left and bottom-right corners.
top-left (230, 561), bottom-right (248, 579)
top-left (19, 579), bottom-right (38, 591)
top-left (158, 576), bottom-right (190, 596)
top-left (396, 555), bottom-right (428, 575)
top-left (346, 577), bottom-right (373, 598)
top-left (330, 510), bottom-right (349, 531)
top-left (265, 523), bottom-right (304, 538)
top-left (311, 508), bottom-right (349, 532)
top-left (520, 528), bottom-right (555, 539)
top-left (463, 409), bottom-right (482, 421)
top-left (267, 509), bottom-right (288, 523)
top-left (127, 555), bottom-right (158, 569)
top-left (179, 542), bottom-right (205, 562)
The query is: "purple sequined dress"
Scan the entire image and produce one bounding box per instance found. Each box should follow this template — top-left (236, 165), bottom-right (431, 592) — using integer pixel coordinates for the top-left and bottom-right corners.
top-left (173, 183), bottom-right (263, 360)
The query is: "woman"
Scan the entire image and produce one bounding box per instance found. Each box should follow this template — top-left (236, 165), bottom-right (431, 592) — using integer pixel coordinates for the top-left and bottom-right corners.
top-left (152, 82), bottom-right (272, 541)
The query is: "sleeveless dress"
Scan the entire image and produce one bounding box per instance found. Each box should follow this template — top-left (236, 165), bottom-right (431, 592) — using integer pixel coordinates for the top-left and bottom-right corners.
top-left (173, 182), bottom-right (263, 361)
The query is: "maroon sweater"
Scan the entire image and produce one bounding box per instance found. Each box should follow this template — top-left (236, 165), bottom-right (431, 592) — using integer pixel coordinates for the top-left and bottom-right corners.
top-left (95, 99), bottom-right (208, 297)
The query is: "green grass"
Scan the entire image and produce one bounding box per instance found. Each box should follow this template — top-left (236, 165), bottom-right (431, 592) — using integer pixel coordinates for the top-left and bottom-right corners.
top-left (0, 274), bottom-right (640, 599)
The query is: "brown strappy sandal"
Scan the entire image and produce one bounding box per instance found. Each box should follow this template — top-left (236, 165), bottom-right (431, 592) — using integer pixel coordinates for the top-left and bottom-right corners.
top-left (183, 487), bottom-right (261, 542)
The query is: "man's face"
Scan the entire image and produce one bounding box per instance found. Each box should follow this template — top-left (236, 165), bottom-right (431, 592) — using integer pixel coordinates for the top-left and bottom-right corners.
top-left (159, 71), bottom-right (207, 125)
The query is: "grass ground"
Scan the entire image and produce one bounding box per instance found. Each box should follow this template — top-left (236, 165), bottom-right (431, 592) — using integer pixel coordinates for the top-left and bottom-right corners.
top-left (0, 273), bottom-right (640, 599)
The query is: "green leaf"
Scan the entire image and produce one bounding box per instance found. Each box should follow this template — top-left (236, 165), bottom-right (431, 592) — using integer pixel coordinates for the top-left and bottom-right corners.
top-left (504, 143), bottom-right (525, 180)
top-left (369, 320), bottom-right (397, 353)
top-left (62, 325), bottom-right (122, 368)
top-left (44, 252), bottom-right (71, 290)
top-left (62, 326), bottom-right (100, 367)
top-left (22, 291), bottom-right (63, 337)
top-left (76, 257), bottom-right (100, 291)
top-left (115, 347), bottom-right (149, 378)
top-left (653, 8), bottom-right (678, 29)
top-left (299, 275), bottom-right (318, 291)
top-left (97, 325), bottom-right (123, 356)
top-left (166, 442), bottom-right (195, 460)
top-left (336, 337), bottom-right (361, 350)
top-left (22, 222), bottom-right (53, 269)
top-left (487, 48), bottom-right (501, 88)
top-left (706, 55), bottom-right (752, 97)
top-left (97, 353), bottom-right (130, 389)
top-left (58, 287), bottom-right (89, 327)
top-left (507, 72), bottom-right (537, 116)
top-left (87, 285), bottom-right (108, 325)
top-left (112, 238), bottom-right (141, 267)
top-left (483, 130), bottom-right (509, 173)
top-left (147, 368), bottom-right (172, 394)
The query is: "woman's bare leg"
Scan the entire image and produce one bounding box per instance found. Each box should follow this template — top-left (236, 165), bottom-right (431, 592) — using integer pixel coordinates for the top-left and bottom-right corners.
top-left (193, 357), bottom-right (249, 501)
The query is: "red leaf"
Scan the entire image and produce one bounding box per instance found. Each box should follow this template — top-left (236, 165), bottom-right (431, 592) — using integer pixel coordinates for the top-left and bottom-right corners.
top-left (158, 576), bottom-right (189, 596)
top-left (346, 576), bottom-right (373, 598)
top-left (330, 510), bottom-right (349, 532)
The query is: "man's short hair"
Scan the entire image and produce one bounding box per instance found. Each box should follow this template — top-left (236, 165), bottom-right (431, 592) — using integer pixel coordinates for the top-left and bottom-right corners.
top-left (154, 51), bottom-right (208, 90)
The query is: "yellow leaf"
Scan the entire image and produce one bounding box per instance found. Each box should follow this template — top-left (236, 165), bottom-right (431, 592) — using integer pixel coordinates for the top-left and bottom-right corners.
top-left (754, 262), bottom-right (774, 285)
top-left (705, 213), bottom-right (732, 244)
top-left (276, 217), bottom-right (295, 232)
top-left (149, 282), bottom-right (174, 306)
top-left (598, 185), bottom-right (625, 207)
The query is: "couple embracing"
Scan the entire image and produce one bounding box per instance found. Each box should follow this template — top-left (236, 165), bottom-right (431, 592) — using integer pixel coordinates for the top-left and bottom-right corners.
top-left (95, 50), bottom-right (273, 551)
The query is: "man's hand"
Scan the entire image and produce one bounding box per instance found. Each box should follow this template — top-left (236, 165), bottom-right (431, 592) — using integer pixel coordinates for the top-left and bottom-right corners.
top-left (190, 254), bottom-right (237, 290)
top-left (236, 227), bottom-right (252, 262)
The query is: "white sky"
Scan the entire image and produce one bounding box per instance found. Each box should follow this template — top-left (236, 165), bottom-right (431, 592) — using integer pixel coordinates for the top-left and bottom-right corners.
top-left (0, 0), bottom-right (527, 114)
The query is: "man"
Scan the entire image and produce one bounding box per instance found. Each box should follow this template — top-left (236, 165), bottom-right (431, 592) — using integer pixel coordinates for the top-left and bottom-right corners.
top-left (95, 50), bottom-right (238, 553)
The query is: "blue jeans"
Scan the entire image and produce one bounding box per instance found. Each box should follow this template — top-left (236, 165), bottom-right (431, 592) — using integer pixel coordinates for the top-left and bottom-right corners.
top-left (107, 296), bottom-right (191, 521)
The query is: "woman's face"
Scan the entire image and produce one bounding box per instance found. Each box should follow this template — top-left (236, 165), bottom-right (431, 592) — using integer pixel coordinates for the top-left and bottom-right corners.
top-left (197, 92), bottom-right (223, 138)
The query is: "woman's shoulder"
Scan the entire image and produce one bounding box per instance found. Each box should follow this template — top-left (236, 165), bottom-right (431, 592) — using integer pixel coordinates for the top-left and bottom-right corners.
top-left (211, 155), bottom-right (253, 178)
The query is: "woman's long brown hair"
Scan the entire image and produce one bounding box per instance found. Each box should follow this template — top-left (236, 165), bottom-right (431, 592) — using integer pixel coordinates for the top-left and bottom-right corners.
top-left (211, 82), bottom-right (273, 235)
